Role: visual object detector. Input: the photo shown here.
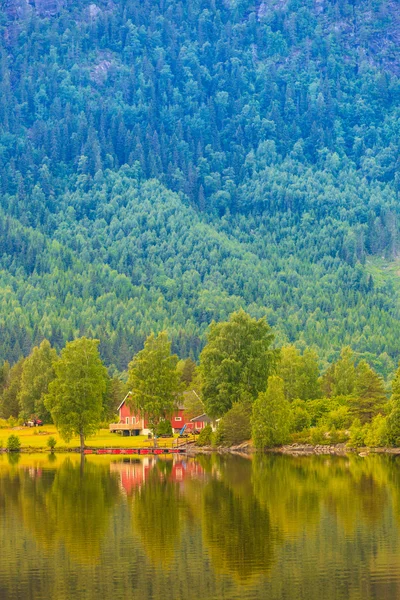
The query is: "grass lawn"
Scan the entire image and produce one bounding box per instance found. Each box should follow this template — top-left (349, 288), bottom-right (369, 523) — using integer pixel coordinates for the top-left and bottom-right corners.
top-left (0, 425), bottom-right (194, 450)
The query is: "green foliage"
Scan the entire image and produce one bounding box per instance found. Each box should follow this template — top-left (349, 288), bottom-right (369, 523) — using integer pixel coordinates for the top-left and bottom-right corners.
top-left (156, 420), bottom-right (173, 437)
top-left (390, 363), bottom-right (400, 408)
top-left (200, 310), bottom-right (277, 418)
top-left (351, 360), bottom-right (387, 423)
top-left (291, 400), bottom-right (311, 433)
top-left (306, 398), bottom-right (335, 427)
top-left (278, 346), bottom-right (321, 401)
top-left (18, 340), bottom-right (57, 422)
top-left (183, 389), bottom-right (204, 421)
top-left (252, 376), bottom-right (291, 449)
top-left (196, 425), bottom-right (213, 447)
top-left (0, 359), bottom-right (25, 419)
top-left (309, 426), bottom-right (327, 446)
top-left (0, 1), bottom-right (398, 370)
top-left (45, 337), bottom-right (107, 451)
top-left (128, 332), bottom-right (182, 438)
top-left (215, 402), bottom-right (252, 447)
top-left (177, 359), bottom-right (197, 388)
top-left (323, 406), bottom-right (352, 430)
top-left (323, 347), bottom-right (357, 397)
top-left (348, 420), bottom-right (367, 448)
top-left (47, 436), bottom-right (57, 451)
top-left (364, 415), bottom-right (388, 448)
top-left (386, 408), bottom-right (400, 447)
top-left (7, 434), bottom-right (21, 452)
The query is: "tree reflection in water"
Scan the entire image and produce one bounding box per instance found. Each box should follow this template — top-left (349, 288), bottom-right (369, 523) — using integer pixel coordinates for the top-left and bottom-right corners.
top-left (0, 453), bottom-right (400, 600)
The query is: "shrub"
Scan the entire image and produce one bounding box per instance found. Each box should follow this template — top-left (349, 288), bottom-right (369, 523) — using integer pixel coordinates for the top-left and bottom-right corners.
top-left (156, 419), bottom-right (173, 436)
top-left (309, 425), bottom-right (326, 445)
top-left (212, 425), bottom-right (225, 447)
top-left (196, 424), bottom-right (213, 446)
top-left (7, 434), bottom-right (21, 452)
top-left (364, 415), bottom-right (388, 448)
top-left (386, 408), bottom-right (400, 446)
top-left (252, 376), bottom-right (291, 449)
top-left (47, 436), bottom-right (57, 451)
top-left (7, 416), bottom-right (17, 428)
top-left (291, 400), bottom-right (311, 432)
top-left (215, 402), bottom-right (251, 447)
top-left (324, 406), bottom-right (352, 430)
top-left (306, 398), bottom-right (332, 427)
top-left (348, 419), bottom-right (366, 448)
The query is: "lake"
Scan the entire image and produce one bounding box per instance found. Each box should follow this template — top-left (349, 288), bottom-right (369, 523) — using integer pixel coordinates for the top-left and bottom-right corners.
top-left (1, 452), bottom-right (400, 600)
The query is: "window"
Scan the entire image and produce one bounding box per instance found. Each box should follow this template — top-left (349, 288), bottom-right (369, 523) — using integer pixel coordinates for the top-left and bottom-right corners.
top-left (131, 417), bottom-right (136, 425)
top-left (175, 417), bottom-right (182, 422)
top-left (126, 417), bottom-right (129, 424)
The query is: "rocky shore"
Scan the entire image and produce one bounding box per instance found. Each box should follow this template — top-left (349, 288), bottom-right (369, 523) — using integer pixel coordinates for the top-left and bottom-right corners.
top-left (184, 442), bottom-right (400, 456)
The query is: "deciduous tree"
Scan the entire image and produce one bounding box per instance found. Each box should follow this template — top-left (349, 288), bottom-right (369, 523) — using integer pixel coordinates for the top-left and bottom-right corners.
top-left (251, 376), bottom-right (291, 448)
top-left (45, 338), bottom-right (107, 452)
top-left (200, 310), bottom-right (278, 418)
top-left (127, 332), bottom-right (182, 444)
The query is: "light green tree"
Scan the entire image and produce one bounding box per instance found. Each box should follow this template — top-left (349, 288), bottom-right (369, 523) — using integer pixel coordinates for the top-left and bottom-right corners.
top-left (127, 332), bottom-right (182, 445)
top-left (331, 347), bottom-right (357, 396)
top-left (278, 345), bottom-right (321, 401)
top-left (251, 376), bottom-right (291, 448)
top-left (45, 338), bottom-right (107, 452)
top-left (18, 339), bottom-right (57, 422)
top-left (385, 363), bottom-right (400, 446)
top-left (199, 310), bottom-right (277, 418)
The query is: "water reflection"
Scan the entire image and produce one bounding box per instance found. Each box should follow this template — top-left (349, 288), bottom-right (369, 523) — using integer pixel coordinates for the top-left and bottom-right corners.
top-left (0, 453), bottom-right (400, 599)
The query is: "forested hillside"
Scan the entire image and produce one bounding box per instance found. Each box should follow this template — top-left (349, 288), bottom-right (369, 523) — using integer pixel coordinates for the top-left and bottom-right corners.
top-left (0, 0), bottom-right (400, 370)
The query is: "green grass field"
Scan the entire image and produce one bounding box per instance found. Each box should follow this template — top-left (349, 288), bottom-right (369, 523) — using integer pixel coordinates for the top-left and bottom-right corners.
top-left (0, 425), bottom-right (194, 451)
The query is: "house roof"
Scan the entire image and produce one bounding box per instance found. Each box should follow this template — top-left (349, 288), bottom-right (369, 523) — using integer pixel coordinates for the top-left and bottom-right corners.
top-left (118, 395), bottom-right (185, 412)
top-left (190, 413), bottom-right (212, 423)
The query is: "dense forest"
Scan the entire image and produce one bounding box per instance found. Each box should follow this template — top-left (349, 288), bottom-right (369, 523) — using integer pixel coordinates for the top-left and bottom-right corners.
top-left (0, 0), bottom-right (400, 370)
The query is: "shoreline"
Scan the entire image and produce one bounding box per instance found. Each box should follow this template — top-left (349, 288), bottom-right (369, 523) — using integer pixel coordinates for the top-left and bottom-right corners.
top-left (185, 442), bottom-right (400, 457)
top-left (2, 443), bottom-right (400, 456)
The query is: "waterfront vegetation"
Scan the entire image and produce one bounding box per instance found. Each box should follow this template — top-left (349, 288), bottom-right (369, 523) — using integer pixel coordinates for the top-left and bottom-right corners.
top-left (2, 310), bottom-right (400, 452)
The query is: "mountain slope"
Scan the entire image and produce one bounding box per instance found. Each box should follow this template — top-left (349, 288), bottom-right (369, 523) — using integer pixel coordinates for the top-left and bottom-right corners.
top-left (0, 0), bottom-right (399, 371)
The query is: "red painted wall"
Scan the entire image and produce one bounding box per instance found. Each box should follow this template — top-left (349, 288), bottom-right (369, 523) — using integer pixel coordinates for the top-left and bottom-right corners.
top-left (118, 402), bottom-right (199, 431)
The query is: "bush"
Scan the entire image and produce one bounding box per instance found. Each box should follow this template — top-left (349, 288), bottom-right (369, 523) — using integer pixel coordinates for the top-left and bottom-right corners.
top-left (156, 419), bottom-right (173, 436)
top-left (291, 400), bottom-right (311, 432)
top-left (215, 402), bottom-right (251, 447)
top-left (7, 434), bottom-right (21, 452)
top-left (306, 398), bottom-right (332, 427)
top-left (196, 424), bottom-right (213, 446)
top-left (348, 419), bottom-right (366, 448)
top-left (47, 436), bottom-right (57, 451)
top-left (364, 415), bottom-right (388, 448)
top-left (324, 406), bottom-right (352, 430)
top-left (385, 408), bottom-right (400, 446)
top-left (212, 426), bottom-right (225, 447)
top-left (328, 425), bottom-right (348, 444)
top-left (309, 425), bottom-right (327, 445)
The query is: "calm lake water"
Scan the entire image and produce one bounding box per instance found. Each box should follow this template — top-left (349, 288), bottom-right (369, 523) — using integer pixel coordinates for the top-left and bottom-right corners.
top-left (1, 452), bottom-right (400, 600)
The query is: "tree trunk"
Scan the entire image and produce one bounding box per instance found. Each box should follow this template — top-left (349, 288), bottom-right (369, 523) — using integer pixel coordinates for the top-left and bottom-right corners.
top-left (79, 431), bottom-right (85, 454)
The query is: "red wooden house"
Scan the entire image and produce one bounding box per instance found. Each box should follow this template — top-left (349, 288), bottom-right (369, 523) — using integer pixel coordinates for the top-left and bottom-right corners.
top-left (109, 391), bottom-right (208, 436)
